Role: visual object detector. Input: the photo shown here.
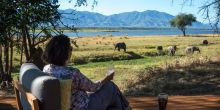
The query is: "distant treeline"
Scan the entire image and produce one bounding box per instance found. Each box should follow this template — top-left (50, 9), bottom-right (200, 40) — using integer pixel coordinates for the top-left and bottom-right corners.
top-left (75, 27), bottom-right (172, 30)
top-left (55, 27), bottom-right (213, 31)
top-left (34, 27), bottom-right (213, 33)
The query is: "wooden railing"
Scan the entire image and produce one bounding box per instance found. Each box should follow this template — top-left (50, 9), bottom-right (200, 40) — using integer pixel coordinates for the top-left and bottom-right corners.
top-left (14, 81), bottom-right (39, 110)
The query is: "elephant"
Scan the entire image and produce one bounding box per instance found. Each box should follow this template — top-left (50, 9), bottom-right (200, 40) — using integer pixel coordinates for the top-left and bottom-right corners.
top-left (167, 45), bottom-right (177, 56)
top-left (185, 46), bottom-right (200, 54)
top-left (114, 42), bottom-right (126, 52)
top-left (156, 46), bottom-right (163, 55)
top-left (202, 40), bottom-right (208, 45)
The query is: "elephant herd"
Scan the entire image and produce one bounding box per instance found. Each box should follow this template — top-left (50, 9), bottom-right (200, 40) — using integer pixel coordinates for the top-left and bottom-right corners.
top-left (156, 45), bottom-right (200, 56)
top-left (156, 39), bottom-right (208, 56)
top-left (114, 40), bottom-right (209, 56)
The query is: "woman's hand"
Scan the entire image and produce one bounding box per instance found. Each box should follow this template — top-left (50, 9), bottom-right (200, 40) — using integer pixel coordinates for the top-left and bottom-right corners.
top-left (106, 72), bottom-right (114, 81)
top-left (101, 72), bottom-right (114, 84)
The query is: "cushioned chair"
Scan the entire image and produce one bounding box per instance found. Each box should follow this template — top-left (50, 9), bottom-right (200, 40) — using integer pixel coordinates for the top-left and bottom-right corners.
top-left (14, 63), bottom-right (72, 110)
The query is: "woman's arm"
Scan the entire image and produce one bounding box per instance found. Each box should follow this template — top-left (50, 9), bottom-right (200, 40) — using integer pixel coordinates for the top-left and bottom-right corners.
top-left (72, 69), bottom-right (114, 92)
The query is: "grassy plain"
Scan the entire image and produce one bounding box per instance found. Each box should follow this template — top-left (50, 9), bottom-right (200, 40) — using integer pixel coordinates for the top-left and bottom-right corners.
top-left (66, 35), bottom-right (220, 93)
top-left (11, 34), bottom-right (220, 96)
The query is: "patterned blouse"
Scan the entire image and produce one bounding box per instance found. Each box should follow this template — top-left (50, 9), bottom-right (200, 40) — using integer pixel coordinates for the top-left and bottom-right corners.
top-left (43, 64), bottom-right (102, 110)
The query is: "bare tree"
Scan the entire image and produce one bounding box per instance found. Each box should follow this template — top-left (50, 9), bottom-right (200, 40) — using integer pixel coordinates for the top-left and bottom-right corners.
top-left (199, 0), bottom-right (220, 34)
top-left (178, 0), bottom-right (220, 34)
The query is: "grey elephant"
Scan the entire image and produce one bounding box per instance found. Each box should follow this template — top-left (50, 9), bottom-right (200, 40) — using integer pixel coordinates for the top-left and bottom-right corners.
top-left (167, 45), bottom-right (177, 56)
top-left (156, 46), bottom-right (163, 55)
top-left (185, 46), bottom-right (200, 54)
top-left (114, 42), bottom-right (126, 52)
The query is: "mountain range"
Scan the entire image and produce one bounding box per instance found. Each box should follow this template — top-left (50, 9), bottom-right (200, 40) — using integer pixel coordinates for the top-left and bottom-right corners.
top-left (59, 9), bottom-right (206, 28)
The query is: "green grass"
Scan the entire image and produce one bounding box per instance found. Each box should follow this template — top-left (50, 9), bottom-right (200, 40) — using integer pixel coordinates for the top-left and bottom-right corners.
top-left (11, 35), bottom-right (220, 93)
top-left (64, 35), bottom-right (220, 91)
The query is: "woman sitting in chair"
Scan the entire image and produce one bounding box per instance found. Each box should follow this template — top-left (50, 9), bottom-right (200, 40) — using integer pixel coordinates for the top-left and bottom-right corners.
top-left (42, 34), bottom-right (131, 110)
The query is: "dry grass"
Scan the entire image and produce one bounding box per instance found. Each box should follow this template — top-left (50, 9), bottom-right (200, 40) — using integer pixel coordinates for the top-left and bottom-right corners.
top-left (124, 55), bottom-right (220, 96)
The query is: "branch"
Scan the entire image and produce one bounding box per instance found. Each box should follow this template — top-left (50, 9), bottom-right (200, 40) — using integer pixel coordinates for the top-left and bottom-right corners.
top-left (34, 37), bottom-right (50, 46)
top-left (58, 19), bottom-right (77, 32)
top-left (199, 0), bottom-right (219, 9)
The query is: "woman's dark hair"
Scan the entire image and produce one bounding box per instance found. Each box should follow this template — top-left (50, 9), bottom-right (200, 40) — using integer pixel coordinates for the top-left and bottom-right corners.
top-left (42, 34), bottom-right (72, 66)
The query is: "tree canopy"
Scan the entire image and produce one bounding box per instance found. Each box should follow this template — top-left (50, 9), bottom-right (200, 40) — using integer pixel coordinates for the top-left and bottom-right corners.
top-left (0, 0), bottom-right (94, 80)
top-left (170, 13), bottom-right (196, 36)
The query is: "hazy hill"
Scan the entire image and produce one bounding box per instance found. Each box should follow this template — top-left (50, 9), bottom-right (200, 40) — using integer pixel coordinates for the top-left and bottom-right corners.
top-left (59, 9), bottom-right (205, 27)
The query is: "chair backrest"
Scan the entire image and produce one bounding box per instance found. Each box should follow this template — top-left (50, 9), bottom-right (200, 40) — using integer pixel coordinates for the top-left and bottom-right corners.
top-left (15, 63), bottom-right (61, 110)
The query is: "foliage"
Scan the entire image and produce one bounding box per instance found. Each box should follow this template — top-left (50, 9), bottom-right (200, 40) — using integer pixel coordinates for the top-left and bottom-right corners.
top-left (170, 13), bottom-right (196, 36)
top-left (0, 0), bottom-right (17, 42)
top-left (0, 0), bottom-right (93, 81)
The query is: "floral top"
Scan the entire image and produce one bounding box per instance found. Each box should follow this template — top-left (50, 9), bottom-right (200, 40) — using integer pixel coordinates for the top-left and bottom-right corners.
top-left (43, 64), bottom-right (102, 110)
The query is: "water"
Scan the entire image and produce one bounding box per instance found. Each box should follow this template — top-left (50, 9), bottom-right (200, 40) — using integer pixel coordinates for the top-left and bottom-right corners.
top-left (63, 28), bottom-right (214, 37)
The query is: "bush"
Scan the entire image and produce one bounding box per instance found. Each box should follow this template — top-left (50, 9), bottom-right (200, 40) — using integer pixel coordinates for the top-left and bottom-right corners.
top-left (72, 51), bottom-right (143, 64)
top-left (72, 56), bottom-right (88, 64)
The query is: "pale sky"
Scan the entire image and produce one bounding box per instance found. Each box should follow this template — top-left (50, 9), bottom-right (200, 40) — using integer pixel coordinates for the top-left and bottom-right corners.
top-left (58, 0), bottom-right (209, 23)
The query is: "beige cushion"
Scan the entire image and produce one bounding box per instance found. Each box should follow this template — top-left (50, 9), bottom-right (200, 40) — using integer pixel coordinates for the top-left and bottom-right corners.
top-left (60, 80), bottom-right (72, 110)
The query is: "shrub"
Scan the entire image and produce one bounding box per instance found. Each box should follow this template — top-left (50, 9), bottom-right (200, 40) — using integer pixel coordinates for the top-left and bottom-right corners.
top-left (72, 51), bottom-right (143, 64)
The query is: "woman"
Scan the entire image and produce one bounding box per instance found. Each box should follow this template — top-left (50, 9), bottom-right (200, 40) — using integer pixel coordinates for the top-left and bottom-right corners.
top-left (42, 34), bottom-right (131, 110)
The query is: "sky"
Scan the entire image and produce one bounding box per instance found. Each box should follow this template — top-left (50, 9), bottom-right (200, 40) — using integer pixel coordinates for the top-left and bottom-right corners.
top-left (58, 0), bottom-right (209, 23)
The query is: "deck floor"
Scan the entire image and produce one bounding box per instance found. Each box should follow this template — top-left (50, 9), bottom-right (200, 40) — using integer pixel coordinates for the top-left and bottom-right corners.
top-left (0, 95), bottom-right (220, 110)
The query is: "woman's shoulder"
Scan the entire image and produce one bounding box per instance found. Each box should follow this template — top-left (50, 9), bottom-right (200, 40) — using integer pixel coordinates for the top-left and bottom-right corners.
top-left (43, 64), bottom-right (79, 72)
top-left (66, 66), bottom-right (80, 72)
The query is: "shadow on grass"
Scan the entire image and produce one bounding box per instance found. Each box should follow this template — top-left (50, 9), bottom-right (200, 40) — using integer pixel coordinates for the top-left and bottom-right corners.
top-left (124, 59), bottom-right (220, 96)
top-left (73, 51), bottom-right (144, 65)
top-left (198, 42), bottom-right (217, 46)
top-left (125, 51), bottom-right (144, 59)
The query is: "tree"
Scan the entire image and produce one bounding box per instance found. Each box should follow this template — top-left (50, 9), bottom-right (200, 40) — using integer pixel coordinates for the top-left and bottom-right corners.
top-left (16, 0), bottom-right (95, 62)
top-left (0, 0), bottom-right (18, 78)
top-left (0, 0), bottom-right (94, 83)
top-left (198, 0), bottom-right (220, 33)
top-left (170, 13), bottom-right (196, 36)
top-left (17, 0), bottom-right (60, 61)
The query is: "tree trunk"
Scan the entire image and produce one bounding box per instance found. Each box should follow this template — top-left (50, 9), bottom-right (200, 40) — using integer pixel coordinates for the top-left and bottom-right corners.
top-left (4, 44), bottom-right (9, 75)
top-left (183, 30), bottom-right (186, 36)
top-left (22, 28), bottom-right (30, 62)
top-left (0, 45), bottom-right (4, 75)
top-left (25, 27), bottom-right (34, 58)
top-left (20, 43), bottom-right (23, 66)
top-left (181, 28), bottom-right (186, 36)
top-left (9, 41), bottom-right (13, 76)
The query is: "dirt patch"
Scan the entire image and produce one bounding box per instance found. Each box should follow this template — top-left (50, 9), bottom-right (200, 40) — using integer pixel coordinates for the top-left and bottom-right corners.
top-left (1, 95), bottom-right (220, 110)
top-left (128, 95), bottom-right (220, 110)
